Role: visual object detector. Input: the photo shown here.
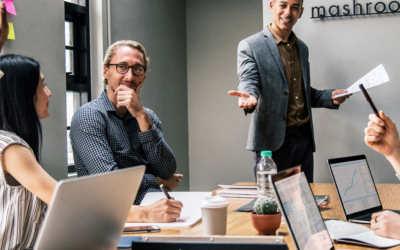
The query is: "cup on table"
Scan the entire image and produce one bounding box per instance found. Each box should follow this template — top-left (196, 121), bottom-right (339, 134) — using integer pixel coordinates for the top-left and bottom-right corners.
top-left (201, 196), bottom-right (229, 235)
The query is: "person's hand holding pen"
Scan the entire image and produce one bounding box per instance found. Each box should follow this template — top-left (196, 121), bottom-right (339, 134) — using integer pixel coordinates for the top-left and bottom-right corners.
top-left (132, 194), bottom-right (183, 223)
top-left (364, 111), bottom-right (400, 158)
top-left (156, 174), bottom-right (183, 191)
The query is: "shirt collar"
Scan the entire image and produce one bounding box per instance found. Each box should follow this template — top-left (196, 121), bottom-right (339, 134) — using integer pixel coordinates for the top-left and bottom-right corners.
top-left (268, 24), bottom-right (297, 45)
top-left (99, 90), bottom-right (117, 112)
top-left (99, 90), bottom-right (133, 119)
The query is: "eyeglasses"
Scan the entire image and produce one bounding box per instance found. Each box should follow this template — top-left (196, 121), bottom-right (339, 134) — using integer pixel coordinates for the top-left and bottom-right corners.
top-left (108, 64), bottom-right (146, 76)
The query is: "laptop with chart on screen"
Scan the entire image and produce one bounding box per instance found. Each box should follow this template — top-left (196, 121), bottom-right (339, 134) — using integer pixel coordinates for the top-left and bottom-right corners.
top-left (327, 155), bottom-right (400, 224)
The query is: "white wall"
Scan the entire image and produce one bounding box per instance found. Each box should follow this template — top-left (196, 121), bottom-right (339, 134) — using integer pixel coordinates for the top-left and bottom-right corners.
top-left (187, 0), bottom-right (263, 191)
top-left (3, 1), bottom-right (67, 180)
top-left (263, 0), bottom-right (400, 183)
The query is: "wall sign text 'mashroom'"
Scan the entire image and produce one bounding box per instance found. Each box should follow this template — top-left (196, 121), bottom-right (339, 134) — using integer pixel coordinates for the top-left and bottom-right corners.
top-left (311, 0), bottom-right (400, 19)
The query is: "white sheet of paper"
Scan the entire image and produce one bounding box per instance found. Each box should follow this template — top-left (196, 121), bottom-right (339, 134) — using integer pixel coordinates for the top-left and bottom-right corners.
top-left (333, 64), bottom-right (389, 99)
top-left (124, 192), bottom-right (211, 228)
top-left (217, 188), bottom-right (258, 195)
top-left (217, 184), bottom-right (257, 189)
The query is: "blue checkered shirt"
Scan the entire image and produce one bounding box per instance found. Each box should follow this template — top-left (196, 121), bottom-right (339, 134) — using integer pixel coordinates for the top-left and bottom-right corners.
top-left (70, 90), bottom-right (177, 204)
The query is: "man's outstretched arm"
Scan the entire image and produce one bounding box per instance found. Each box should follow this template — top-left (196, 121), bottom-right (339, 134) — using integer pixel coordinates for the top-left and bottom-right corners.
top-left (229, 39), bottom-right (261, 114)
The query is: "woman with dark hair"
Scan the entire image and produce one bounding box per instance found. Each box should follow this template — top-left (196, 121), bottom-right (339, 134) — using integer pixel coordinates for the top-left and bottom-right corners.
top-left (0, 3), bottom-right (56, 249)
top-left (0, 55), bottom-right (56, 249)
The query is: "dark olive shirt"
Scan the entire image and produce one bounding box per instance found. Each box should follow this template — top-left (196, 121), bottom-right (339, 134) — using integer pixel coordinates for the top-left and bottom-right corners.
top-left (268, 25), bottom-right (309, 127)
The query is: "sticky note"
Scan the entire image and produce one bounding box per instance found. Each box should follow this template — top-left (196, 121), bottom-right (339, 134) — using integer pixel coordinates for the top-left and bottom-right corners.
top-left (4, 0), bottom-right (16, 15)
top-left (7, 22), bottom-right (15, 40)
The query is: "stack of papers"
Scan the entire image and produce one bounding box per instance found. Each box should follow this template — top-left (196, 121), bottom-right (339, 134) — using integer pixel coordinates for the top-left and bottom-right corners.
top-left (217, 184), bottom-right (257, 198)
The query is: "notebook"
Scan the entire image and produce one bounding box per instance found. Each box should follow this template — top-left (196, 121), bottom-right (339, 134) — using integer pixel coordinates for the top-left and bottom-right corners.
top-left (325, 219), bottom-right (400, 248)
top-left (34, 166), bottom-right (145, 250)
top-left (327, 155), bottom-right (400, 223)
top-left (270, 166), bottom-right (349, 250)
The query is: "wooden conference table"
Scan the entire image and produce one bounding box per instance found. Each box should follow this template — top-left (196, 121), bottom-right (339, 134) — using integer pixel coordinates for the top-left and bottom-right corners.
top-left (123, 183), bottom-right (400, 250)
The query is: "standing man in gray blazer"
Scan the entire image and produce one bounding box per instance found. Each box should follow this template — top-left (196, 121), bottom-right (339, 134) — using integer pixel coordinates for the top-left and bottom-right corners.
top-left (228, 0), bottom-right (351, 182)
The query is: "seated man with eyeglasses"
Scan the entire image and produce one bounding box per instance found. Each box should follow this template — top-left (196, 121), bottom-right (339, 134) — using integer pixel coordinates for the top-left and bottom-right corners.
top-left (70, 40), bottom-right (183, 223)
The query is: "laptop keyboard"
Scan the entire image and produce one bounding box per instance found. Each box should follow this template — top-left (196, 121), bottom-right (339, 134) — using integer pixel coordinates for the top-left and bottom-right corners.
top-left (355, 214), bottom-right (372, 221)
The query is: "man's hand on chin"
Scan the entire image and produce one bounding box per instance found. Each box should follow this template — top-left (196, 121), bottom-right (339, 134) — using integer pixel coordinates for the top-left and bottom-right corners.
top-left (115, 84), bottom-right (153, 131)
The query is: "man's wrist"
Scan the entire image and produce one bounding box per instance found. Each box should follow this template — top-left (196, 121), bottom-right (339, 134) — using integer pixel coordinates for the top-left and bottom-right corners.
top-left (127, 205), bottom-right (146, 223)
top-left (386, 144), bottom-right (400, 174)
top-left (132, 108), bottom-right (147, 119)
top-left (156, 177), bottom-right (164, 186)
top-left (386, 142), bottom-right (400, 158)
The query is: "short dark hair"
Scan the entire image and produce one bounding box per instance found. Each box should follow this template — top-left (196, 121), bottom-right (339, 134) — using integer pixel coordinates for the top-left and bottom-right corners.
top-left (0, 54), bottom-right (43, 162)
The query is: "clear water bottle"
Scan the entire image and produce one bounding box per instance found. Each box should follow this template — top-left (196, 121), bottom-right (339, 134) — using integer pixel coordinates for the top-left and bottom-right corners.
top-left (257, 151), bottom-right (277, 200)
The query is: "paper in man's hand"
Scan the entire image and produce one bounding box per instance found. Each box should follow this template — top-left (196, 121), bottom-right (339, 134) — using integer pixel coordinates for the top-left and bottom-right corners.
top-left (333, 64), bottom-right (389, 99)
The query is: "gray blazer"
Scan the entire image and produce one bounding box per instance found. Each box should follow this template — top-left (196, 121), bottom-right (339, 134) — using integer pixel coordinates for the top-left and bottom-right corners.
top-left (237, 27), bottom-right (338, 152)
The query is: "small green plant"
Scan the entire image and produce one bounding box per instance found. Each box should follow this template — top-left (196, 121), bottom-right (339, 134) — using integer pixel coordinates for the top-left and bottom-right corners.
top-left (253, 197), bottom-right (278, 215)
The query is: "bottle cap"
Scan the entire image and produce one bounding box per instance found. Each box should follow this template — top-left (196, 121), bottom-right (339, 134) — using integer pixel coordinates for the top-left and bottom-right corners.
top-left (261, 151), bottom-right (272, 157)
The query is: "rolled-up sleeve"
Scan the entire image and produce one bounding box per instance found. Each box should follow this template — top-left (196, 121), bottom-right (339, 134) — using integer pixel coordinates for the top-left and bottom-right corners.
top-left (139, 109), bottom-right (177, 180)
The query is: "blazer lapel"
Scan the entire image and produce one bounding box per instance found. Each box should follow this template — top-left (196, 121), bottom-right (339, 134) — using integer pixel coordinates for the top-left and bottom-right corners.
top-left (263, 28), bottom-right (287, 84)
top-left (297, 41), bottom-right (309, 91)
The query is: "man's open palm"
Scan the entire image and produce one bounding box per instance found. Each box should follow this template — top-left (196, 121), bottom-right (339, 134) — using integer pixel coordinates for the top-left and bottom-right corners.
top-left (228, 90), bottom-right (257, 109)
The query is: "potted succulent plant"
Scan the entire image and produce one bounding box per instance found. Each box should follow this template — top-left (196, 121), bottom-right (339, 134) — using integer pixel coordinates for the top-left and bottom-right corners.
top-left (250, 197), bottom-right (281, 235)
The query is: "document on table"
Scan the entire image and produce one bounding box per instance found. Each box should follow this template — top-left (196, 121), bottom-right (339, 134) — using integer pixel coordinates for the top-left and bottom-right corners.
top-left (217, 188), bottom-right (258, 198)
top-left (124, 192), bottom-right (211, 228)
top-left (217, 184), bottom-right (257, 189)
top-left (333, 64), bottom-right (389, 99)
top-left (325, 220), bottom-right (400, 248)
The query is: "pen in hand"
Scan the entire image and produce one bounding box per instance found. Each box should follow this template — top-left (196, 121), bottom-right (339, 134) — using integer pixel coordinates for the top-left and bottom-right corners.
top-left (359, 84), bottom-right (387, 130)
top-left (160, 184), bottom-right (171, 199)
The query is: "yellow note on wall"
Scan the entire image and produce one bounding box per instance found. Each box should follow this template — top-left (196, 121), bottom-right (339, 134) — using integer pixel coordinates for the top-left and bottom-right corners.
top-left (8, 22), bottom-right (15, 40)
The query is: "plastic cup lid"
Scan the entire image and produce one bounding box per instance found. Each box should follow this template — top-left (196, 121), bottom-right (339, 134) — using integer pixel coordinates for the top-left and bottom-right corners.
top-left (201, 196), bottom-right (229, 208)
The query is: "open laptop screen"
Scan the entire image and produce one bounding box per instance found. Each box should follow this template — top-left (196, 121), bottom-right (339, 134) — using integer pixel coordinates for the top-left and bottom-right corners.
top-left (271, 167), bottom-right (334, 250)
top-left (329, 157), bottom-right (381, 215)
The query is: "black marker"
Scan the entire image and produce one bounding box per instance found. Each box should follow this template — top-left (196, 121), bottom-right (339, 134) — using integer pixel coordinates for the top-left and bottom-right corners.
top-left (359, 84), bottom-right (386, 130)
top-left (160, 184), bottom-right (171, 199)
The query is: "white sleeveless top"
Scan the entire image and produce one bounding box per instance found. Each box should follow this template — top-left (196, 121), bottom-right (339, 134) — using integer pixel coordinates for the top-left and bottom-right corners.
top-left (0, 130), bottom-right (47, 250)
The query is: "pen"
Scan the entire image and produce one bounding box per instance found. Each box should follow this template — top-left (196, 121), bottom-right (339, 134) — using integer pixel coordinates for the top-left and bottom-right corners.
top-left (359, 84), bottom-right (386, 130)
top-left (160, 184), bottom-right (171, 199)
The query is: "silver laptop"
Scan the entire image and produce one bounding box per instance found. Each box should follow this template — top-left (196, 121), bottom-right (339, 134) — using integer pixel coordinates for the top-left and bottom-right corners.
top-left (270, 166), bottom-right (349, 250)
top-left (327, 155), bottom-right (400, 224)
top-left (34, 165), bottom-right (145, 250)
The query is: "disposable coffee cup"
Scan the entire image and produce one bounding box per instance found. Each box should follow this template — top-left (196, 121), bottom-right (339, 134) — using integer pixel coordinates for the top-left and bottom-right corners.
top-left (201, 196), bottom-right (229, 235)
